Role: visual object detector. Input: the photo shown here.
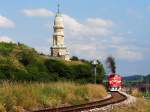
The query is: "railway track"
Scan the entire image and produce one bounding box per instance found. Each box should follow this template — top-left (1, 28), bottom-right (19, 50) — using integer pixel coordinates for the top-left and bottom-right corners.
top-left (33, 92), bottom-right (127, 112)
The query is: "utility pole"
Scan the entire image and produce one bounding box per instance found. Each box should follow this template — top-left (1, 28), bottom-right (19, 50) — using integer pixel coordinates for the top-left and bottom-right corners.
top-left (148, 78), bottom-right (150, 93)
top-left (146, 77), bottom-right (149, 94)
top-left (92, 60), bottom-right (98, 84)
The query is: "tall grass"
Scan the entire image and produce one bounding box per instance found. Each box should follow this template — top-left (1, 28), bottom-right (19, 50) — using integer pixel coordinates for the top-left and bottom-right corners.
top-left (112, 98), bottom-right (150, 112)
top-left (0, 81), bottom-right (107, 112)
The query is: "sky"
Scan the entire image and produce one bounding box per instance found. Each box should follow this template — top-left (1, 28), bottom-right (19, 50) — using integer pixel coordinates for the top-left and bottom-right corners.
top-left (0, 0), bottom-right (150, 76)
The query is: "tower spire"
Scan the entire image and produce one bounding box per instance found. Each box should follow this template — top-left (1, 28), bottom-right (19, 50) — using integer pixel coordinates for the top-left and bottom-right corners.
top-left (57, 0), bottom-right (60, 13)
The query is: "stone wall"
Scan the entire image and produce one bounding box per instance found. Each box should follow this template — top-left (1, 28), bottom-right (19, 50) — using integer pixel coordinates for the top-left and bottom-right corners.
top-left (51, 47), bottom-right (70, 61)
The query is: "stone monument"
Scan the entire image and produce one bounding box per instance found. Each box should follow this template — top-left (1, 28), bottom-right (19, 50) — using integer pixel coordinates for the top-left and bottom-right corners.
top-left (51, 3), bottom-right (70, 61)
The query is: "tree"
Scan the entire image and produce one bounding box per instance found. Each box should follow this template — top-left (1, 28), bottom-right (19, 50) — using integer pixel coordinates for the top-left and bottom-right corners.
top-left (70, 56), bottom-right (79, 61)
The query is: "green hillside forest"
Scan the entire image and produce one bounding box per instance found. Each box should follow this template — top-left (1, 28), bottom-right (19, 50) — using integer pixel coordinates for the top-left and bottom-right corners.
top-left (0, 42), bottom-right (105, 83)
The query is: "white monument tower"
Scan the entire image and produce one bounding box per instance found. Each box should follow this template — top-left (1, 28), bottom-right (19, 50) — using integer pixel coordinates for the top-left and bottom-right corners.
top-left (51, 2), bottom-right (70, 61)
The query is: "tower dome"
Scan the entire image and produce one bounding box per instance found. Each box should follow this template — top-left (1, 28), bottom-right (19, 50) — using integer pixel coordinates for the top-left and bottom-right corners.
top-left (54, 13), bottom-right (64, 29)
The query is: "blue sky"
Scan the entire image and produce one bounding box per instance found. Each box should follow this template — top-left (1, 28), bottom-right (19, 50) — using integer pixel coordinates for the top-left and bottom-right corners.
top-left (0, 0), bottom-right (150, 75)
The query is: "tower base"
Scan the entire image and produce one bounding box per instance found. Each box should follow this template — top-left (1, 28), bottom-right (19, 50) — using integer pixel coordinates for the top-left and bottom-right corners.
top-left (51, 47), bottom-right (70, 61)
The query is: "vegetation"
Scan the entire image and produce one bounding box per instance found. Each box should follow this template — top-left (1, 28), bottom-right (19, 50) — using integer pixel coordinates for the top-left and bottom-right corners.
top-left (124, 74), bottom-right (150, 87)
top-left (143, 74), bottom-right (150, 83)
top-left (0, 81), bottom-right (107, 111)
top-left (70, 56), bottom-right (79, 61)
top-left (0, 42), bottom-right (105, 83)
top-left (112, 99), bottom-right (150, 112)
top-left (0, 42), bottom-right (108, 112)
top-left (113, 88), bottom-right (150, 112)
top-left (143, 92), bottom-right (150, 97)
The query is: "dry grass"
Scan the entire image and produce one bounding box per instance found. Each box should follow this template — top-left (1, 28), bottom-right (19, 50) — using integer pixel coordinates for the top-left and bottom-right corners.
top-left (63, 60), bottom-right (84, 65)
top-left (87, 84), bottom-right (107, 100)
top-left (131, 88), bottom-right (143, 97)
top-left (112, 98), bottom-right (150, 112)
top-left (112, 88), bottom-right (150, 112)
top-left (0, 81), bottom-right (107, 112)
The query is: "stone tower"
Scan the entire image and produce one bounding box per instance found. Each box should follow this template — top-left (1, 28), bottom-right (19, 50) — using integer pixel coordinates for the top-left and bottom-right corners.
top-left (51, 3), bottom-right (70, 61)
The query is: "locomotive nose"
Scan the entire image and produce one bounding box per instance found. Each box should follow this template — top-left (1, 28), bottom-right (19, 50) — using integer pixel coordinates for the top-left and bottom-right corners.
top-left (108, 73), bottom-right (122, 91)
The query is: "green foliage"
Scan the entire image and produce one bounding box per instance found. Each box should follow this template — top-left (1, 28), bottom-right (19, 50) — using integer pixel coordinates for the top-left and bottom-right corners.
top-left (45, 59), bottom-right (105, 83)
top-left (96, 64), bottom-right (105, 83)
top-left (70, 56), bottom-right (79, 61)
top-left (143, 92), bottom-right (150, 97)
top-left (0, 42), bottom-right (16, 56)
top-left (71, 64), bottom-right (92, 82)
top-left (0, 71), bottom-right (6, 79)
top-left (45, 59), bottom-right (72, 78)
top-left (0, 42), bottom-right (105, 83)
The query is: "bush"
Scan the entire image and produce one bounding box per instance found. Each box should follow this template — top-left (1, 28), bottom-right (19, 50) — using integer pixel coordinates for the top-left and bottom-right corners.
top-left (45, 59), bottom-right (105, 83)
top-left (70, 64), bottom-right (92, 82)
top-left (45, 59), bottom-right (73, 79)
top-left (0, 71), bottom-right (7, 79)
top-left (12, 70), bottom-right (31, 81)
top-left (70, 56), bottom-right (79, 61)
top-left (18, 51), bottom-right (35, 66)
top-left (0, 42), bottom-right (16, 56)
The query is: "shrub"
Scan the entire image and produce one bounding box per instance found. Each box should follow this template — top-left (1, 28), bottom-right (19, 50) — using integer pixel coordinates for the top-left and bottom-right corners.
top-left (70, 56), bottom-right (79, 61)
top-left (0, 42), bottom-right (16, 56)
top-left (0, 71), bottom-right (7, 79)
top-left (45, 59), bottom-right (105, 83)
top-left (12, 70), bottom-right (31, 81)
top-left (18, 51), bottom-right (35, 66)
top-left (45, 59), bottom-right (73, 79)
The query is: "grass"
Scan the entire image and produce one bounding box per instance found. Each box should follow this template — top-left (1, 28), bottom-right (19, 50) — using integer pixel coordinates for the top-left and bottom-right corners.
top-left (112, 98), bottom-right (150, 112)
top-left (0, 81), bottom-right (107, 112)
top-left (112, 89), bottom-right (150, 112)
top-left (143, 92), bottom-right (150, 97)
top-left (61, 60), bottom-right (84, 65)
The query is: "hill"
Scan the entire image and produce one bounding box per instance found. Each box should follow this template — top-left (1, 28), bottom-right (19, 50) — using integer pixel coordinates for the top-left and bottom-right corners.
top-left (123, 74), bottom-right (150, 86)
top-left (0, 42), bottom-right (105, 83)
top-left (124, 75), bottom-right (143, 81)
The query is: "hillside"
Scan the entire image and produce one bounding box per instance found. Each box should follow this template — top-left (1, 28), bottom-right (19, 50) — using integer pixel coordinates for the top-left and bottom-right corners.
top-left (124, 75), bottom-right (150, 82)
top-left (123, 75), bottom-right (150, 86)
top-left (0, 42), bottom-right (105, 83)
top-left (124, 75), bottom-right (143, 81)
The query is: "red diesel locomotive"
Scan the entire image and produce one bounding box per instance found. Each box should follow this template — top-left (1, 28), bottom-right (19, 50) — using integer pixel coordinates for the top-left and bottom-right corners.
top-left (108, 73), bottom-right (122, 91)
